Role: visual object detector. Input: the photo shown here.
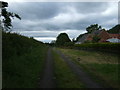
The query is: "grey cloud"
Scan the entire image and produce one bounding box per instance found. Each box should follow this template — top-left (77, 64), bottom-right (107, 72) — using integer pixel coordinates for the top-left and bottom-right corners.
top-left (59, 2), bottom-right (109, 14)
top-left (9, 2), bottom-right (111, 20)
top-left (9, 2), bottom-right (61, 20)
top-left (8, 2), bottom-right (118, 42)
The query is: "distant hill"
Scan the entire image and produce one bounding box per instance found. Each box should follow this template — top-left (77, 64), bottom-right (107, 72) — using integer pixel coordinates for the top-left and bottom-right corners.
top-left (107, 24), bottom-right (120, 34)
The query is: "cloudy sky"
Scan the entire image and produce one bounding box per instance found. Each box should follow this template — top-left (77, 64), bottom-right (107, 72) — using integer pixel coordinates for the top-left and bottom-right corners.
top-left (4, 0), bottom-right (118, 42)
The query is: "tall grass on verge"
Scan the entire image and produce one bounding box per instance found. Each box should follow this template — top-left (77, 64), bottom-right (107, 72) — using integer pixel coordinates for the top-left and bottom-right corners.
top-left (2, 32), bottom-right (48, 88)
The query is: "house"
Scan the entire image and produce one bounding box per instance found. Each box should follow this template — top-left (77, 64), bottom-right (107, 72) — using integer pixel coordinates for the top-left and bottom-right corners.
top-left (76, 29), bottom-right (120, 44)
top-left (106, 34), bottom-right (120, 43)
top-left (88, 30), bottom-right (110, 42)
top-left (106, 38), bottom-right (120, 43)
top-left (109, 34), bottom-right (120, 39)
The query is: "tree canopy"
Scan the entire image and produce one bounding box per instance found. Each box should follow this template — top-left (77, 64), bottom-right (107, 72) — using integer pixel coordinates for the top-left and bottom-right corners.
top-left (0, 1), bottom-right (21, 31)
top-left (86, 24), bottom-right (102, 33)
top-left (107, 24), bottom-right (120, 34)
top-left (92, 35), bottom-right (101, 43)
top-left (56, 33), bottom-right (71, 46)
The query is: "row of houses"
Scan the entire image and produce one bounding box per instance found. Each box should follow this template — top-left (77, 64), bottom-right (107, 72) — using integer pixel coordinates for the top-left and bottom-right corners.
top-left (76, 29), bottom-right (120, 44)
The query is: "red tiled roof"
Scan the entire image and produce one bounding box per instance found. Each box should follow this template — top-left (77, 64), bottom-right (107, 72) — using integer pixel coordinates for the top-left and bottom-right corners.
top-left (109, 34), bottom-right (120, 39)
top-left (79, 30), bottom-right (120, 43)
top-left (86, 34), bottom-right (93, 41)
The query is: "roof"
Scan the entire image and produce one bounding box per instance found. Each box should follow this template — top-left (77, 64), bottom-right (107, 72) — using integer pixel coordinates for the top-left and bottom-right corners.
top-left (76, 30), bottom-right (120, 44)
top-left (106, 38), bottom-right (120, 43)
top-left (77, 34), bottom-right (89, 43)
top-left (109, 34), bottom-right (120, 39)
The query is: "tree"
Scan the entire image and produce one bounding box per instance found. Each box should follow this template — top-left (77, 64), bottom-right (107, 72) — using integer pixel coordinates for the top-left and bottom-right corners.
top-left (56, 33), bottom-right (71, 46)
top-left (0, 1), bottom-right (21, 31)
top-left (86, 24), bottom-right (101, 33)
top-left (92, 35), bottom-right (101, 43)
top-left (50, 40), bottom-right (56, 46)
top-left (72, 38), bottom-right (76, 43)
top-left (107, 24), bottom-right (120, 34)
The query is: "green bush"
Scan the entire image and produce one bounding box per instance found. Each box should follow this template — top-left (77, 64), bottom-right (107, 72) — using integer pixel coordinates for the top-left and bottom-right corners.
top-left (64, 42), bottom-right (74, 47)
top-left (74, 43), bottom-right (120, 53)
top-left (2, 31), bottom-right (43, 60)
top-left (2, 31), bottom-right (47, 88)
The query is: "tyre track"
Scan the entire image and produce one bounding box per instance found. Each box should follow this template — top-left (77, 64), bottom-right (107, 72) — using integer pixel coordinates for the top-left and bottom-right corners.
top-left (55, 49), bottom-right (103, 88)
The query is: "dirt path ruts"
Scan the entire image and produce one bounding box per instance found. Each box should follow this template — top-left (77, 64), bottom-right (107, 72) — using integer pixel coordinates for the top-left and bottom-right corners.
top-left (56, 50), bottom-right (103, 88)
top-left (38, 48), bottom-right (56, 88)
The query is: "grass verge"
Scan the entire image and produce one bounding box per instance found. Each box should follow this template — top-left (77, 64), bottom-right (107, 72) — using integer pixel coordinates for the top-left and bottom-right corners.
top-left (58, 48), bottom-right (119, 88)
top-left (52, 49), bottom-right (85, 88)
top-left (3, 44), bottom-right (48, 88)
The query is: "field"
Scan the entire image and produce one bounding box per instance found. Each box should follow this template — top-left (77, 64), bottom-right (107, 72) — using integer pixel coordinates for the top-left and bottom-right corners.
top-left (58, 48), bottom-right (119, 88)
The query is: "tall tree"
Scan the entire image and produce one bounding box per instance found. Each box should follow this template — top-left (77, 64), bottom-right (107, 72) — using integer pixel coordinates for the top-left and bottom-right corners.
top-left (86, 24), bottom-right (101, 33)
top-left (107, 24), bottom-right (120, 34)
top-left (56, 33), bottom-right (71, 46)
top-left (0, 1), bottom-right (21, 31)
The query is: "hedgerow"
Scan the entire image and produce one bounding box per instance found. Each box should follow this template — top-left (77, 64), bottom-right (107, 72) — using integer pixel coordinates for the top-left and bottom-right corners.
top-left (74, 43), bottom-right (120, 53)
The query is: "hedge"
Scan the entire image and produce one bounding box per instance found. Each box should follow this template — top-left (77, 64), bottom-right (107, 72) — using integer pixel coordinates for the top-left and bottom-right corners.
top-left (74, 43), bottom-right (120, 54)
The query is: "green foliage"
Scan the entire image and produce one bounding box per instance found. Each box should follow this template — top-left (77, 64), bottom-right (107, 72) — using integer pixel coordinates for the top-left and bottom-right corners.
top-left (2, 32), bottom-right (48, 88)
top-left (52, 49), bottom-right (85, 88)
top-left (64, 42), bottom-right (74, 48)
top-left (2, 31), bottom-right (43, 59)
top-left (56, 33), bottom-right (71, 46)
top-left (72, 38), bottom-right (76, 43)
top-left (1, 1), bottom-right (21, 31)
top-left (49, 40), bottom-right (56, 46)
top-left (75, 43), bottom-right (120, 53)
top-left (3, 46), bottom-right (47, 88)
top-left (59, 48), bottom-right (119, 88)
top-left (84, 40), bottom-right (92, 43)
top-left (86, 24), bottom-right (101, 33)
top-left (92, 35), bottom-right (101, 43)
top-left (1, 1), bottom-right (8, 8)
top-left (107, 24), bottom-right (120, 34)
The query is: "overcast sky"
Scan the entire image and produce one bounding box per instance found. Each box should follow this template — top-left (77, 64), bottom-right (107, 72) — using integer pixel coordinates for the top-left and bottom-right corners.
top-left (6, 1), bottom-right (118, 42)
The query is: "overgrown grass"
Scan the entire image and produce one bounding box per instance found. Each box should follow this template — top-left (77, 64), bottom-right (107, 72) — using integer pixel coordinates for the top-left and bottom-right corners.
top-left (58, 48), bottom-right (119, 88)
top-left (52, 49), bottom-right (85, 88)
top-left (3, 32), bottom-right (48, 88)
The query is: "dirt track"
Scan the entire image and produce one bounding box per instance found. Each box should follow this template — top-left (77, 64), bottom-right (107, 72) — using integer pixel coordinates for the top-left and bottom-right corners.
top-left (38, 48), bottom-right (104, 88)
top-left (55, 50), bottom-right (103, 88)
top-left (38, 48), bottom-right (56, 88)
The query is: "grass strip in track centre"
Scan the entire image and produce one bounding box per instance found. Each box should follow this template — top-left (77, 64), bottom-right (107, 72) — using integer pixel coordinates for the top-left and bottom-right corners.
top-left (3, 45), bottom-right (48, 88)
top-left (52, 49), bottom-right (85, 88)
top-left (58, 48), bottom-right (119, 88)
